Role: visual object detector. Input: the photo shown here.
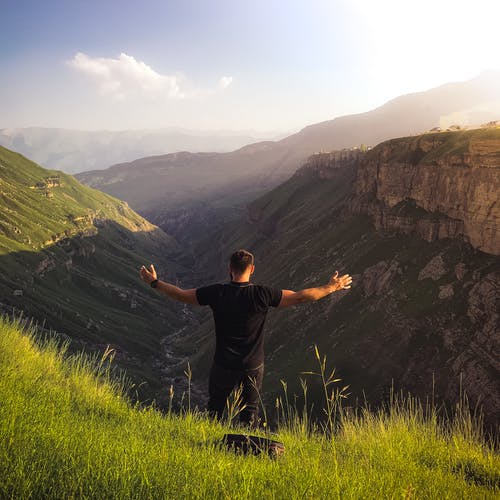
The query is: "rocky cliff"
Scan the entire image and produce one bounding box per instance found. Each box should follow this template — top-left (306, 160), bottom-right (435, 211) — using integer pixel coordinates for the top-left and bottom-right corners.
top-left (350, 129), bottom-right (500, 255)
top-left (182, 129), bottom-right (499, 429)
top-left (296, 148), bottom-right (364, 179)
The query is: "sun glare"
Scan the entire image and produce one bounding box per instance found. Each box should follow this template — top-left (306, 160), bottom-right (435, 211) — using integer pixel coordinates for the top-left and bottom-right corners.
top-left (344, 0), bottom-right (500, 96)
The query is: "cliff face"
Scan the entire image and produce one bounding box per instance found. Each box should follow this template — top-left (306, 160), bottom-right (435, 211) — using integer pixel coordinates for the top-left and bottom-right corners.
top-left (351, 129), bottom-right (500, 255)
top-left (182, 130), bottom-right (500, 428)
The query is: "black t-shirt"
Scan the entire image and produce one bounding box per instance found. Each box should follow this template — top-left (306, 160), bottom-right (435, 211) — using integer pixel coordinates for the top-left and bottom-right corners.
top-left (196, 281), bottom-right (282, 369)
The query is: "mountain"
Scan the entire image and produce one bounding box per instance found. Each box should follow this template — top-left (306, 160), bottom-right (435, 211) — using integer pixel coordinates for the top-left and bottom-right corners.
top-left (76, 71), bottom-right (500, 241)
top-left (0, 145), bottom-right (196, 399)
top-left (0, 127), bottom-right (287, 174)
top-left (280, 70), bottom-right (500, 154)
top-left (176, 128), bottom-right (500, 427)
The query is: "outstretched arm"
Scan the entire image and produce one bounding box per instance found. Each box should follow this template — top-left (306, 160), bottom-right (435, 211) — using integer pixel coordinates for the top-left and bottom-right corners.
top-left (278, 271), bottom-right (352, 308)
top-left (139, 264), bottom-right (199, 305)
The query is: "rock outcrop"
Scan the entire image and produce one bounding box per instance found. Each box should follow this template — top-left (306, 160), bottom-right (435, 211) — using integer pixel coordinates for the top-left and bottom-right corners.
top-left (296, 149), bottom-right (364, 179)
top-left (350, 129), bottom-right (500, 255)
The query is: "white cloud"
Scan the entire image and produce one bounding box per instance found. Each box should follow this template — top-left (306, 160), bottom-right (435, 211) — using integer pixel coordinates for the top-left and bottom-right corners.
top-left (68, 52), bottom-right (231, 100)
top-left (219, 76), bottom-right (233, 89)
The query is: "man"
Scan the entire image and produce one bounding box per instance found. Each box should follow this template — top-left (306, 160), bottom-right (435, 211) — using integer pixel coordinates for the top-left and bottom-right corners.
top-left (140, 249), bottom-right (352, 426)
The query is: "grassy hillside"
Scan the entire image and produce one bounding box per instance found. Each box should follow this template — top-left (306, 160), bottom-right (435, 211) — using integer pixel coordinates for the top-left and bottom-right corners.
top-left (1, 316), bottom-right (498, 499)
top-left (0, 146), bottom-right (193, 400)
top-left (0, 145), bottom-right (161, 251)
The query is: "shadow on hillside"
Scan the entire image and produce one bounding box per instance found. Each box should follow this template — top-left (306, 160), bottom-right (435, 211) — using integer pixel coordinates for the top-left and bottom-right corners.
top-left (0, 218), bottom-right (210, 404)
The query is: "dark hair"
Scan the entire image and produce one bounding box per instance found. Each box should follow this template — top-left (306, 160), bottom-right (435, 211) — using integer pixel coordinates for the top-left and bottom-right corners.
top-left (229, 249), bottom-right (254, 274)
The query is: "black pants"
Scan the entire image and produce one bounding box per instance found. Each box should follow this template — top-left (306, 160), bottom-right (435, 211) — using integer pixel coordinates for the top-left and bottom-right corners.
top-left (208, 362), bottom-right (264, 427)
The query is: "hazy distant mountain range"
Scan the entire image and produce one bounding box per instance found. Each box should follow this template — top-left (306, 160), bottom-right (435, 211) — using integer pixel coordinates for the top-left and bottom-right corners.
top-left (0, 127), bottom-right (288, 174)
top-left (77, 71), bottom-right (500, 240)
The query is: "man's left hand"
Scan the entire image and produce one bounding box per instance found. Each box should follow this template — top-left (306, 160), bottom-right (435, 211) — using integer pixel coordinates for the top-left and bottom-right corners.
top-left (328, 271), bottom-right (352, 291)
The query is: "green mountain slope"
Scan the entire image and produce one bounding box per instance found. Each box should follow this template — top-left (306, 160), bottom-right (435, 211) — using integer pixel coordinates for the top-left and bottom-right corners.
top-left (0, 146), bottom-right (193, 399)
top-left (181, 129), bottom-right (500, 427)
top-left (1, 316), bottom-right (498, 498)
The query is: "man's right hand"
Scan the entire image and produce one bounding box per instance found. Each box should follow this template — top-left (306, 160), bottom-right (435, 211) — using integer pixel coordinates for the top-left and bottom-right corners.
top-left (140, 264), bottom-right (157, 285)
top-left (278, 270), bottom-right (353, 308)
top-left (328, 271), bottom-right (352, 291)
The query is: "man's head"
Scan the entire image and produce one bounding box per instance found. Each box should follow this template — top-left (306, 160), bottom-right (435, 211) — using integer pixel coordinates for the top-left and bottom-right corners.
top-left (229, 249), bottom-right (255, 281)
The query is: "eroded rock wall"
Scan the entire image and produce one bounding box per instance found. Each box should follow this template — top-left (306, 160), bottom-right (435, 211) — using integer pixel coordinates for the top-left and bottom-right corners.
top-left (351, 130), bottom-right (500, 255)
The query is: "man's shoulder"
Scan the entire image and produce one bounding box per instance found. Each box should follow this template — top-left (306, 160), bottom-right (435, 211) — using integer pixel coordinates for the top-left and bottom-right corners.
top-left (198, 282), bottom-right (224, 290)
top-left (251, 283), bottom-right (283, 308)
top-left (252, 283), bottom-right (279, 291)
top-left (196, 282), bottom-right (225, 296)
top-left (196, 283), bottom-right (224, 306)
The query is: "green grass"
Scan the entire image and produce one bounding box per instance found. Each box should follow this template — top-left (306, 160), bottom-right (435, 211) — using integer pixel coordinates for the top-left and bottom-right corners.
top-left (1, 316), bottom-right (498, 499)
top-left (0, 146), bottom-right (156, 256)
top-left (365, 128), bottom-right (500, 166)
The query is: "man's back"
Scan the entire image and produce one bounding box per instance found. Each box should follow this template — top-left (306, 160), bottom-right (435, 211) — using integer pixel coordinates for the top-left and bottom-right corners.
top-left (196, 281), bottom-right (282, 369)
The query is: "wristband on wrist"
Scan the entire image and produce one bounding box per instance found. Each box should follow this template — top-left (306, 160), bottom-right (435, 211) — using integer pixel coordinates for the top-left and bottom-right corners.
top-left (150, 279), bottom-right (159, 288)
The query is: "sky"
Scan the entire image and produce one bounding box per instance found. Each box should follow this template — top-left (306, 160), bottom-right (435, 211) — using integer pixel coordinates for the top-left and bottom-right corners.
top-left (1, 0), bottom-right (499, 132)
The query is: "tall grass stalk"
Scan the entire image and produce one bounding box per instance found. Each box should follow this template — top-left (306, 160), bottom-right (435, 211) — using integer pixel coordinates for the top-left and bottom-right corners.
top-left (184, 362), bottom-right (192, 414)
top-left (225, 384), bottom-right (247, 425)
top-left (301, 345), bottom-right (349, 436)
